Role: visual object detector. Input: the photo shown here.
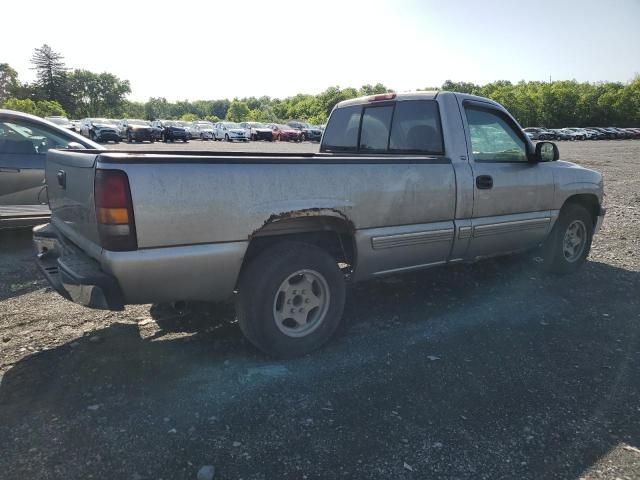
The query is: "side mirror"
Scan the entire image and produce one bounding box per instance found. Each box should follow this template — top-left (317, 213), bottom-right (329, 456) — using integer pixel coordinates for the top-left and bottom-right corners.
top-left (66, 142), bottom-right (86, 150)
top-left (534, 141), bottom-right (559, 162)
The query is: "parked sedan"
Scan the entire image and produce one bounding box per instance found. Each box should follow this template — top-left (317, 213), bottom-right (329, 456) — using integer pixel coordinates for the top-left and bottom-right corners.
top-left (548, 129), bottom-right (573, 140)
top-left (118, 119), bottom-right (154, 143)
top-left (565, 128), bottom-right (590, 140)
top-left (191, 121), bottom-right (215, 140)
top-left (287, 121), bottom-right (323, 142)
top-left (0, 109), bottom-right (99, 229)
top-left (270, 124), bottom-right (303, 142)
top-left (239, 122), bottom-right (274, 141)
top-left (610, 127), bottom-right (633, 139)
top-left (44, 116), bottom-right (74, 130)
top-left (151, 120), bottom-right (189, 142)
top-left (80, 118), bottom-right (121, 143)
top-left (625, 128), bottom-right (640, 138)
top-left (523, 127), bottom-right (553, 140)
top-left (214, 122), bottom-right (250, 142)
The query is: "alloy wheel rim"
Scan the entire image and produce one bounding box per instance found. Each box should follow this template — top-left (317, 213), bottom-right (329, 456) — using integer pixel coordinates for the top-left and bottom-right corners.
top-left (563, 220), bottom-right (587, 262)
top-left (272, 269), bottom-right (330, 338)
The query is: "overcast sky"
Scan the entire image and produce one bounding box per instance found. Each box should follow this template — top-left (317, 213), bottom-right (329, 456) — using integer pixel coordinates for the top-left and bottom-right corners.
top-left (2, 0), bottom-right (639, 102)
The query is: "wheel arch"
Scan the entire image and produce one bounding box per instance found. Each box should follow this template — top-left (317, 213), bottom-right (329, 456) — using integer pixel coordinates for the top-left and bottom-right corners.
top-left (240, 211), bottom-right (357, 283)
top-left (561, 193), bottom-right (601, 227)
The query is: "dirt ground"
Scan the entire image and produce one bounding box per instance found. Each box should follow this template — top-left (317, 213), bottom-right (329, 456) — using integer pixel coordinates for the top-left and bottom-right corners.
top-left (1, 140), bottom-right (639, 479)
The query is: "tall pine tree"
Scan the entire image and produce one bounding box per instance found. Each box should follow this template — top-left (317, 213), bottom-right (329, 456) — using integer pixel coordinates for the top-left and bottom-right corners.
top-left (30, 44), bottom-right (68, 106)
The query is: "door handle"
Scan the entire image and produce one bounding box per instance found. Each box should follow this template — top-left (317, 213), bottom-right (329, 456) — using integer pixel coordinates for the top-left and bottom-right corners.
top-left (476, 175), bottom-right (493, 189)
top-left (57, 170), bottom-right (66, 189)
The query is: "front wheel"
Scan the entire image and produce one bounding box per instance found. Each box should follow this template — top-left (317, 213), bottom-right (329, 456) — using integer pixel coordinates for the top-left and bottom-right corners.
top-left (542, 203), bottom-right (594, 274)
top-left (236, 242), bottom-right (346, 358)
top-left (225, 134), bottom-right (230, 142)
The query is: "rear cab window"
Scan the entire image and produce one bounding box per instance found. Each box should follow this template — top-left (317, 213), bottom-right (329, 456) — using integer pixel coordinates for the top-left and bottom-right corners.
top-left (321, 99), bottom-right (444, 155)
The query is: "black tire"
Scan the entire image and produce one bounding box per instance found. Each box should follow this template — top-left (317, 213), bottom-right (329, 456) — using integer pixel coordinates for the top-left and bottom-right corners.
top-left (236, 242), bottom-right (346, 358)
top-left (127, 132), bottom-right (133, 143)
top-left (183, 138), bottom-right (188, 143)
top-left (301, 133), bottom-right (307, 142)
top-left (542, 203), bottom-right (594, 274)
top-left (225, 134), bottom-right (230, 142)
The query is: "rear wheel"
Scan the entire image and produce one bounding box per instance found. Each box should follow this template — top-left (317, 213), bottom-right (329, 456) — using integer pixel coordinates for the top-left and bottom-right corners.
top-left (542, 203), bottom-right (593, 274)
top-left (236, 242), bottom-right (346, 358)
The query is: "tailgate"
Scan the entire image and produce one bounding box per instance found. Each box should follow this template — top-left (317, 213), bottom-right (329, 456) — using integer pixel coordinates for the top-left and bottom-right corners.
top-left (46, 149), bottom-right (101, 254)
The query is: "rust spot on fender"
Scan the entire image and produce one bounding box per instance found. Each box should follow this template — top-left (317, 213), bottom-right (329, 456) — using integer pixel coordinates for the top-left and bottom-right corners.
top-left (251, 208), bottom-right (355, 237)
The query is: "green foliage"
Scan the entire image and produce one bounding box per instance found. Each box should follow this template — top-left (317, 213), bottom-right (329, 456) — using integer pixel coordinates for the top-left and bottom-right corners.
top-left (2, 97), bottom-right (67, 117)
top-left (180, 113), bottom-right (197, 122)
top-left (204, 115), bottom-right (220, 123)
top-left (440, 77), bottom-right (640, 127)
top-left (35, 99), bottom-right (67, 117)
top-left (66, 69), bottom-right (131, 118)
top-left (2, 98), bottom-right (38, 115)
top-left (0, 63), bottom-right (19, 102)
top-left (226, 100), bottom-right (250, 122)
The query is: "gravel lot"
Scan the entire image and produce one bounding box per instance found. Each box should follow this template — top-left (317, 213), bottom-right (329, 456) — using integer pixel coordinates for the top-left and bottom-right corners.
top-left (1, 140), bottom-right (639, 479)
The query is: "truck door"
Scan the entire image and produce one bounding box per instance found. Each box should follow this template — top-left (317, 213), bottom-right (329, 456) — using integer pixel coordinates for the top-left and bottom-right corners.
top-left (460, 100), bottom-right (554, 259)
top-left (0, 118), bottom-right (49, 206)
top-left (343, 99), bottom-right (457, 279)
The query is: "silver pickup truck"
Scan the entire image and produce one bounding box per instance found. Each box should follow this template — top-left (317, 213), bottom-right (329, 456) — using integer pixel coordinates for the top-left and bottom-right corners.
top-left (34, 91), bottom-right (605, 357)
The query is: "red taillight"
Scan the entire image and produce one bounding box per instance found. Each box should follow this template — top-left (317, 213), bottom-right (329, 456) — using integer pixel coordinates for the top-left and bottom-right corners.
top-left (368, 93), bottom-right (396, 102)
top-left (95, 169), bottom-right (137, 251)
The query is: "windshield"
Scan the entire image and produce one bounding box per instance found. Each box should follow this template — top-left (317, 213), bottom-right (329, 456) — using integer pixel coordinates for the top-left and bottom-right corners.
top-left (127, 119), bottom-right (149, 126)
top-left (223, 123), bottom-right (240, 128)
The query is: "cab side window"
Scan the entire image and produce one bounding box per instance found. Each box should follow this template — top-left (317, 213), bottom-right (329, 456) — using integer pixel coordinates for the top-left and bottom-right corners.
top-left (465, 107), bottom-right (527, 163)
top-left (321, 105), bottom-right (362, 152)
top-left (389, 100), bottom-right (443, 154)
top-left (359, 106), bottom-right (393, 152)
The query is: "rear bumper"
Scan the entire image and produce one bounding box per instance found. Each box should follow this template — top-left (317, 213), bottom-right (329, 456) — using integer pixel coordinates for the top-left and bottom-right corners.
top-left (33, 223), bottom-right (124, 310)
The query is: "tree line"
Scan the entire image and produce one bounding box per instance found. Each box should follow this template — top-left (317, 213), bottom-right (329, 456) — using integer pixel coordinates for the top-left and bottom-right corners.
top-left (1, 45), bottom-right (639, 127)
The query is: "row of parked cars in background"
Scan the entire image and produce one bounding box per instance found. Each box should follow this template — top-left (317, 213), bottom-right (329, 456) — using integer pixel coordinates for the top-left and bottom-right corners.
top-left (44, 116), bottom-right (325, 144)
top-left (524, 126), bottom-right (640, 140)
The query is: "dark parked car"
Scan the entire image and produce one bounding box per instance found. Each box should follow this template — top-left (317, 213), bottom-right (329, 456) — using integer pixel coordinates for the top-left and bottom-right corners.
top-left (548, 128), bottom-right (572, 140)
top-left (151, 120), bottom-right (188, 142)
top-left (118, 119), bottom-right (154, 143)
top-left (80, 118), bottom-right (120, 143)
top-left (287, 121), bottom-right (323, 142)
top-left (610, 127), bottom-right (632, 139)
top-left (586, 127), bottom-right (616, 139)
top-left (523, 127), bottom-right (555, 140)
top-left (625, 128), bottom-right (640, 138)
top-left (584, 128), bottom-right (606, 140)
top-left (0, 109), bottom-right (99, 229)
